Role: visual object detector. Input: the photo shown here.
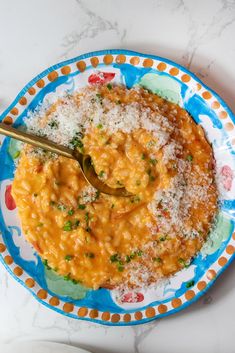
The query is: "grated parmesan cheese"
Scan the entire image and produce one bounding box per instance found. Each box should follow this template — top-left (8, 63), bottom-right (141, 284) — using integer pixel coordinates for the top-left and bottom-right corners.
top-left (79, 185), bottom-right (98, 204)
top-left (25, 87), bottom-right (173, 150)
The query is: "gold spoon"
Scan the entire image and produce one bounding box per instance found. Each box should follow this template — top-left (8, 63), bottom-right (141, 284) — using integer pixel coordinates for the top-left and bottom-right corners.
top-left (0, 122), bottom-right (131, 197)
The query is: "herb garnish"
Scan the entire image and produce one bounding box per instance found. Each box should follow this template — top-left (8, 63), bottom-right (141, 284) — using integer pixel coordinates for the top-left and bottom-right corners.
top-left (43, 259), bottom-right (51, 270)
top-left (48, 120), bottom-right (58, 129)
top-left (186, 155), bottom-right (193, 162)
top-left (85, 252), bottom-right (95, 258)
top-left (78, 204), bottom-right (86, 210)
top-left (65, 255), bottom-right (73, 261)
top-left (130, 196), bottom-right (141, 203)
top-left (149, 158), bottom-right (157, 165)
top-left (178, 258), bottom-right (190, 268)
top-left (99, 170), bottom-right (105, 178)
top-left (63, 220), bottom-right (72, 231)
top-left (68, 209), bottom-right (74, 216)
top-left (153, 257), bottom-right (162, 263)
top-left (70, 136), bottom-right (84, 152)
top-left (110, 254), bottom-right (119, 263)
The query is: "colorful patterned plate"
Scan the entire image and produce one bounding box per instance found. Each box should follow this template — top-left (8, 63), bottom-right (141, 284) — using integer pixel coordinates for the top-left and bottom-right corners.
top-left (0, 50), bottom-right (235, 326)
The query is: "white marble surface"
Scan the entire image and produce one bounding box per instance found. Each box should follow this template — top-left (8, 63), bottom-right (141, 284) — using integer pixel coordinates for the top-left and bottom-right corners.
top-left (0, 0), bottom-right (235, 352)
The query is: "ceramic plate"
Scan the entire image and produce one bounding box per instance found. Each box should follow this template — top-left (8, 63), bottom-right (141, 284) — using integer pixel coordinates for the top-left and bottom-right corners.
top-left (0, 50), bottom-right (235, 326)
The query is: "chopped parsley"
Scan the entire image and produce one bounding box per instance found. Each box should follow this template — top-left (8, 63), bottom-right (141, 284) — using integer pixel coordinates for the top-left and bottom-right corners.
top-left (48, 120), bottom-right (58, 129)
top-left (33, 193), bottom-right (38, 197)
top-left (64, 273), bottom-right (71, 281)
top-left (186, 154), bottom-right (193, 162)
top-left (130, 196), bottom-right (141, 203)
top-left (50, 200), bottom-right (56, 206)
top-left (116, 99), bottom-right (121, 104)
top-left (72, 279), bottom-right (81, 284)
top-left (141, 153), bottom-right (146, 160)
top-left (95, 190), bottom-right (100, 200)
top-left (98, 170), bottom-right (105, 178)
top-left (43, 259), bottom-right (51, 270)
top-left (146, 168), bottom-right (156, 182)
top-left (68, 209), bottom-right (74, 216)
top-left (130, 253), bottom-right (136, 260)
top-left (149, 158), bottom-right (157, 165)
top-left (63, 273), bottom-right (81, 284)
top-left (111, 203), bottom-right (115, 209)
top-left (96, 93), bottom-right (103, 104)
top-left (85, 252), bottom-right (95, 258)
top-left (178, 258), bottom-right (190, 268)
top-left (70, 136), bottom-right (84, 152)
top-left (186, 280), bottom-right (195, 288)
top-left (126, 250), bottom-right (143, 262)
top-left (74, 219), bottom-right (80, 227)
top-left (136, 250), bottom-right (143, 257)
top-left (153, 257), bottom-right (162, 263)
top-left (107, 83), bottom-right (112, 90)
top-left (97, 123), bottom-right (103, 129)
top-left (65, 255), bottom-right (73, 261)
top-left (63, 220), bottom-right (72, 231)
top-left (117, 264), bottom-right (124, 272)
top-left (110, 253), bottom-right (119, 263)
top-left (78, 204), bottom-right (86, 210)
top-left (37, 222), bottom-right (43, 227)
top-left (159, 236), bottom-right (167, 241)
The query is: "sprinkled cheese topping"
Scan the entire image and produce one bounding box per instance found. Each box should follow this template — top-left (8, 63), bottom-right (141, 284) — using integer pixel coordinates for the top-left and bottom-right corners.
top-left (25, 86), bottom-right (173, 150)
top-left (79, 185), bottom-right (99, 204)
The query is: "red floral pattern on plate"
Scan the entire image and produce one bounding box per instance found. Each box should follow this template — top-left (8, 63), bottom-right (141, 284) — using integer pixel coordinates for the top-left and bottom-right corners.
top-left (5, 185), bottom-right (16, 210)
top-left (221, 165), bottom-right (233, 191)
top-left (120, 292), bottom-right (144, 303)
top-left (88, 72), bottom-right (115, 85)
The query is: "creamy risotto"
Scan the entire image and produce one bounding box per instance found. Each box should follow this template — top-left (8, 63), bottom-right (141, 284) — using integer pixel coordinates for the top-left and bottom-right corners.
top-left (12, 85), bottom-right (218, 290)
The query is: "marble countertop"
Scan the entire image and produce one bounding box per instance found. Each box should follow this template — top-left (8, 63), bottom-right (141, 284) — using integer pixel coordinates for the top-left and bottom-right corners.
top-left (0, 0), bottom-right (235, 352)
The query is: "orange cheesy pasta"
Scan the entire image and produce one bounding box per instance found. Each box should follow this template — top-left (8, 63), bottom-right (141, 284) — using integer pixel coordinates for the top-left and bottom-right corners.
top-left (12, 85), bottom-right (218, 290)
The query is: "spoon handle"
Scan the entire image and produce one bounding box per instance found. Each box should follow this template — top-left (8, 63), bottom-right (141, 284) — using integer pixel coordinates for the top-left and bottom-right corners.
top-left (0, 122), bottom-right (76, 160)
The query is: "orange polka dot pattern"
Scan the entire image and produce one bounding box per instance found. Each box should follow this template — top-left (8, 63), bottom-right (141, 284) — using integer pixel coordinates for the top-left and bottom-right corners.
top-left (3, 116), bottom-right (13, 125)
top-left (63, 303), bottom-right (74, 313)
top-left (48, 71), bottom-right (58, 82)
top-left (61, 66), bottom-right (71, 75)
top-left (130, 56), bottom-right (140, 65)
